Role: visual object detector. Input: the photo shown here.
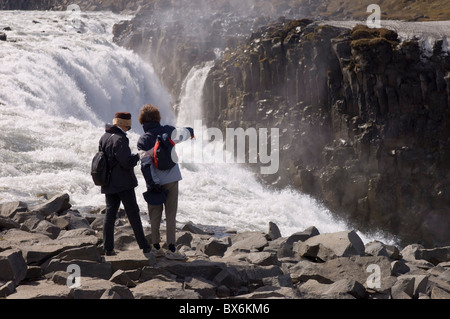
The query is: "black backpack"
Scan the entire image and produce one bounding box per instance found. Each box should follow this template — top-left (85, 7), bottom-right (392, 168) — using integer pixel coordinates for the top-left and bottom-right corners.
top-left (152, 133), bottom-right (178, 170)
top-left (91, 134), bottom-right (114, 186)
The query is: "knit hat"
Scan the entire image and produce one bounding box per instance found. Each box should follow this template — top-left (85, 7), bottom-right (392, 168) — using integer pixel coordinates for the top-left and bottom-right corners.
top-left (113, 112), bottom-right (132, 127)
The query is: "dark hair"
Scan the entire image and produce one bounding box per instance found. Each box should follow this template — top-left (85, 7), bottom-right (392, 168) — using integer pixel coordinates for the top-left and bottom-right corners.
top-left (138, 104), bottom-right (161, 124)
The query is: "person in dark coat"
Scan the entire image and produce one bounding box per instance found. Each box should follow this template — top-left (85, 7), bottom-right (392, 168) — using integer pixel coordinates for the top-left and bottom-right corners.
top-left (98, 112), bottom-right (151, 256)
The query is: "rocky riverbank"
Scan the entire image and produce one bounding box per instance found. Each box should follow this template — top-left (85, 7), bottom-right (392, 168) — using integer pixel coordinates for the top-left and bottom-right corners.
top-left (1, 193), bottom-right (449, 299)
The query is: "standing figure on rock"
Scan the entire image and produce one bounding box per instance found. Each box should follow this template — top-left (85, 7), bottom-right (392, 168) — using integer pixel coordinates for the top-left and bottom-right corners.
top-left (137, 104), bottom-right (194, 260)
top-left (98, 112), bottom-right (151, 256)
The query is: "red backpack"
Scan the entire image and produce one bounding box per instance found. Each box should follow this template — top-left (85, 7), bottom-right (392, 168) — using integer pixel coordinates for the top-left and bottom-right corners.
top-left (152, 133), bottom-right (178, 170)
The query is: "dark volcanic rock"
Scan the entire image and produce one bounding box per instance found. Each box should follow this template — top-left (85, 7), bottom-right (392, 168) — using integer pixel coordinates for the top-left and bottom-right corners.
top-left (202, 21), bottom-right (450, 247)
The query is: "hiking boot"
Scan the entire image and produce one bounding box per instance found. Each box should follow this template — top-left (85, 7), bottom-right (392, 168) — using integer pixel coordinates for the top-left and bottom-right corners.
top-left (165, 249), bottom-right (187, 260)
top-left (151, 246), bottom-right (166, 257)
top-left (105, 250), bottom-right (117, 256)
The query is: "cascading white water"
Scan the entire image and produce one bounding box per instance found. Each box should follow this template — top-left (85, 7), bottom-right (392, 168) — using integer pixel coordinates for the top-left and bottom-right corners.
top-left (0, 11), bottom-right (393, 243)
top-left (0, 11), bottom-right (173, 207)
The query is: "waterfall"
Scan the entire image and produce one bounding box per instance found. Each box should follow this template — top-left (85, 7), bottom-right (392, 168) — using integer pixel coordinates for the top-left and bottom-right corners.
top-left (0, 11), bottom-right (173, 206)
top-left (176, 61), bottom-right (214, 128)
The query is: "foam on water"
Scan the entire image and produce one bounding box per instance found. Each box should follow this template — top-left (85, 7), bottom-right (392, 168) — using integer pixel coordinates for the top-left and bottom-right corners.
top-left (0, 11), bottom-right (395, 244)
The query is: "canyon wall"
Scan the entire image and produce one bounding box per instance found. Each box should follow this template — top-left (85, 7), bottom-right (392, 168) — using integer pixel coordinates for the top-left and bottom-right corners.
top-left (202, 21), bottom-right (450, 247)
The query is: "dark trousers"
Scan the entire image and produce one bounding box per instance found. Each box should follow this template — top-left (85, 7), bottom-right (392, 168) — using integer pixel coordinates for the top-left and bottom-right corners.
top-left (104, 189), bottom-right (150, 252)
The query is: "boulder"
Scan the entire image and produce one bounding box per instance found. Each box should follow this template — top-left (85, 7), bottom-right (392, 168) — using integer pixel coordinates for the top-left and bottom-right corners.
top-left (0, 249), bottom-right (28, 285)
top-left (176, 231), bottom-right (194, 247)
top-left (21, 214), bottom-right (44, 232)
top-left (11, 211), bottom-right (37, 224)
top-left (198, 238), bottom-right (229, 257)
top-left (52, 245), bottom-right (102, 263)
top-left (51, 270), bottom-right (70, 285)
top-left (225, 232), bottom-right (269, 256)
top-left (69, 277), bottom-right (134, 299)
top-left (184, 277), bottom-right (217, 298)
top-left (43, 259), bottom-right (113, 280)
top-left (293, 230), bottom-right (365, 261)
top-left (182, 221), bottom-right (210, 235)
top-left (391, 276), bottom-right (415, 299)
top-left (268, 221), bottom-right (282, 240)
top-left (139, 265), bottom-right (176, 282)
top-left (131, 278), bottom-right (200, 299)
top-left (399, 274), bottom-right (429, 298)
top-left (160, 259), bottom-right (227, 282)
top-left (90, 216), bottom-right (105, 231)
top-left (286, 226), bottom-right (320, 245)
top-left (30, 193), bottom-right (71, 217)
top-left (246, 251), bottom-right (278, 266)
top-left (416, 246), bottom-right (450, 265)
top-left (236, 286), bottom-right (301, 299)
top-left (237, 264), bottom-right (284, 285)
top-left (0, 216), bottom-right (20, 230)
top-left (100, 289), bottom-right (121, 299)
top-left (298, 278), bottom-right (365, 299)
top-left (364, 241), bottom-right (390, 258)
top-left (57, 228), bottom-right (96, 239)
top-left (0, 281), bottom-right (15, 297)
top-left (431, 286), bottom-right (450, 299)
top-left (31, 220), bottom-right (61, 239)
top-left (0, 201), bottom-right (27, 219)
top-left (262, 274), bottom-right (294, 288)
top-left (60, 210), bottom-right (92, 230)
top-left (105, 249), bottom-right (156, 273)
top-left (290, 256), bottom-right (394, 292)
top-left (25, 265), bottom-right (42, 281)
top-left (391, 260), bottom-right (410, 275)
top-left (49, 214), bottom-right (71, 230)
top-left (20, 234), bottom-right (99, 264)
top-left (0, 229), bottom-right (50, 247)
top-left (276, 226), bottom-right (320, 257)
top-left (401, 244), bottom-right (450, 265)
top-left (109, 269), bottom-right (136, 288)
top-left (7, 279), bottom-right (70, 299)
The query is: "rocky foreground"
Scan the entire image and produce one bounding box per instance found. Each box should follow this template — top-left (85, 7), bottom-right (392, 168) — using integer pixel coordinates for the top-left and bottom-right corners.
top-left (0, 193), bottom-right (449, 299)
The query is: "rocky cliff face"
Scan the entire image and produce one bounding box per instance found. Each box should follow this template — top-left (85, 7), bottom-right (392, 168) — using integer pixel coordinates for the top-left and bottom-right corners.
top-left (112, 1), bottom-right (277, 102)
top-left (203, 20), bottom-right (450, 247)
